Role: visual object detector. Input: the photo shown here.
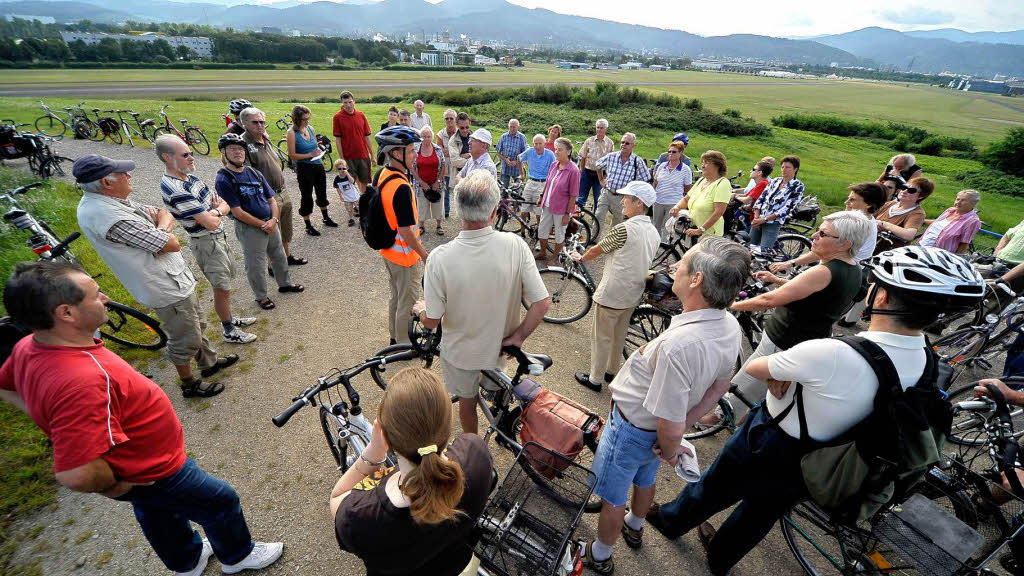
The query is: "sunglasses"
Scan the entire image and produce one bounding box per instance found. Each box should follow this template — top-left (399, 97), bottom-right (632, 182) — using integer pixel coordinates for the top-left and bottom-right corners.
top-left (250, 120), bottom-right (266, 125)
top-left (902, 187), bottom-right (920, 194)
top-left (666, 150), bottom-right (679, 154)
top-left (621, 141), bottom-right (633, 145)
top-left (813, 229), bottom-right (839, 240)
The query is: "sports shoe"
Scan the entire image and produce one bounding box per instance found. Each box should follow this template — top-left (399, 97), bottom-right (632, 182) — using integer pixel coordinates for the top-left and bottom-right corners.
top-left (323, 216), bottom-right (339, 228)
top-left (231, 317), bottom-right (257, 328)
top-left (223, 328), bottom-right (257, 344)
top-left (175, 538), bottom-right (212, 576)
top-left (221, 542), bottom-right (284, 574)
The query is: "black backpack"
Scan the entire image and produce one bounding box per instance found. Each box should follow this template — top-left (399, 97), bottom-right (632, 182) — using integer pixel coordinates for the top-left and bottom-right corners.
top-left (359, 169), bottom-right (406, 250)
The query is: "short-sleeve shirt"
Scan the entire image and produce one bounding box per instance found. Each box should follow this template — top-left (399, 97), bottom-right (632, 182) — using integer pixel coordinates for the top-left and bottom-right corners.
top-left (855, 216), bottom-right (877, 262)
top-left (0, 336), bottom-right (186, 483)
top-left (425, 227), bottom-right (548, 370)
top-left (457, 154), bottom-right (497, 180)
top-left (752, 177), bottom-right (805, 224)
top-left (410, 111), bottom-right (431, 130)
top-left (495, 132), bottom-right (528, 177)
top-left (243, 132), bottom-right (286, 193)
top-left (161, 174), bottom-right (221, 238)
top-left (332, 108), bottom-right (372, 160)
top-left (999, 220), bottom-right (1024, 265)
top-left (579, 135), bottom-right (615, 171)
top-left (767, 331), bottom-right (927, 442)
top-left (596, 152), bottom-right (650, 193)
top-left (216, 167), bottom-right (276, 221)
top-left (518, 148), bottom-right (556, 180)
top-left (612, 309), bottom-right (741, 431)
top-left (653, 161), bottom-right (693, 206)
top-left (747, 179), bottom-right (769, 202)
top-left (686, 177), bottom-right (732, 236)
top-left (334, 434), bottom-right (493, 576)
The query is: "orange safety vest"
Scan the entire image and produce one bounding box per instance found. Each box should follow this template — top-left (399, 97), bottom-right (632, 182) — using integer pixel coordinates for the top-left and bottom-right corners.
top-left (379, 167), bottom-right (421, 267)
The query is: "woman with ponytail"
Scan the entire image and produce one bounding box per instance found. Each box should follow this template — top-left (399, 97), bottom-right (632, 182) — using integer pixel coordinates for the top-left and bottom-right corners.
top-left (330, 367), bottom-right (493, 575)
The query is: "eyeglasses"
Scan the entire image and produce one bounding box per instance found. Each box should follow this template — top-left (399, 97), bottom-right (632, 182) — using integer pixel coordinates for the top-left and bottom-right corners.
top-left (445, 117), bottom-right (455, 121)
top-left (666, 150), bottom-right (679, 154)
top-left (180, 152), bottom-right (193, 158)
top-left (813, 229), bottom-right (839, 239)
top-left (621, 141), bottom-right (633, 145)
top-left (250, 120), bottom-right (266, 125)
top-left (751, 167), bottom-right (760, 172)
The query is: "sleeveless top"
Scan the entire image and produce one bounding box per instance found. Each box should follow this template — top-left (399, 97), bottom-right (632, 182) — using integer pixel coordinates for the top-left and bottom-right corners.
top-left (765, 259), bottom-right (862, 350)
top-left (294, 125), bottom-right (321, 165)
top-left (417, 147), bottom-right (440, 185)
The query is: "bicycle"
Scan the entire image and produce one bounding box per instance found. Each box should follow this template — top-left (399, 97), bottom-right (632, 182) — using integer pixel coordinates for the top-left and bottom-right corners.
top-left (85, 108), bottom-right (122, 144)
top-left (0, 123), bottom-right (72, 179)
top-left (931, 294), bottom-right (1024, 384)
top-left (151, 105), bottom-right (211, 156)
top-left (33, 101), bottom-right (68, 139)
top-left (495, 181), bottom-right (594, 251)
top-left (275, 133), bottom-right (334, 173)
top-left (103, 110), bottom-right (150, 148)
top-left (536, 231), bottom-right (597, 324)
top-left (653, 212), bottom-right (811, 268)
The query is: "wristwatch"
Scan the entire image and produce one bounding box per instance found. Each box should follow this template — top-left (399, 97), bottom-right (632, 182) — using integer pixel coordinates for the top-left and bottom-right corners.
top-left (699, 225), bottom-right (707, 233)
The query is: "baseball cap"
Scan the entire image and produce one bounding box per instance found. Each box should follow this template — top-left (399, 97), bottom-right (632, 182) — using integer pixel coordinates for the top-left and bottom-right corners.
top-left (620, 181), bottom-right (657, 207)
top-left (672, 132), bottom-right (690, 145)
top-left (73, 155), bottom-right (135, 184)
top-left (469, 128), bottom-right (493, 146)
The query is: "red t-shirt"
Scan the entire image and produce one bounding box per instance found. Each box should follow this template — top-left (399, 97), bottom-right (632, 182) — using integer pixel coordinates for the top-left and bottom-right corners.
top-left (0, 336), bottom-right (186, 483)
top-left (332, 109), bottom-right (371, 160)
top-left (748, 180), bottom-right (769, 202)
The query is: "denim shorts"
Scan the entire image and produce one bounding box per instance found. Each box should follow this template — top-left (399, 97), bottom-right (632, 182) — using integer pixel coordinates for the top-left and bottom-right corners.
top-left (590, 405), bottom-right (660, 507)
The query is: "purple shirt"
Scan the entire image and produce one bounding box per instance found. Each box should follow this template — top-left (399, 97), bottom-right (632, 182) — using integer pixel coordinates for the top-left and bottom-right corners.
top-left (539, 161), bottom-right (581, 215)
top-left (924, 207), bottom-right (981, 253)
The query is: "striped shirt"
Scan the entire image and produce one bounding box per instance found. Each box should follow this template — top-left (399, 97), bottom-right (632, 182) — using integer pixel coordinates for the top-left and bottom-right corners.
top-left (161, 174), bottom-right (220, 237)
top-left (653, 161), bottom-right (693, 206)
top-left (596, 152), bottom-right (651, 194)
top-left (597, 222), bottom-right (628, 252)
top-left (496, 131), bottom-right (528, 178)
top-left (752, 177), bottom-right (805, 224)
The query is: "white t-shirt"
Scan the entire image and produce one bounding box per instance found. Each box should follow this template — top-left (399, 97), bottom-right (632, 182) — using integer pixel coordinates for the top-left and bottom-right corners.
top-left (766, 331), bottom-right (927, 442)
top-left (855, 216), bottom-right (877, 262)
top-left (918, 217), bottom-right (950, 248)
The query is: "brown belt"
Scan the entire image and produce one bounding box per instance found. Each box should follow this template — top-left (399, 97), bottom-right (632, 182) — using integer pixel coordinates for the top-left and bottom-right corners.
top-left (614, 403), bottom-right (656, 433)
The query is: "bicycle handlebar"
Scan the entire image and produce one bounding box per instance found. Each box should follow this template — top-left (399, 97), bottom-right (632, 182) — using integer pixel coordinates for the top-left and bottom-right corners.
top-left (272, 396), bottom-right (309, 427)
top-left (11, 182), bottom-right (44, 195)
top-left (48, 232), bottom-right (81, 259)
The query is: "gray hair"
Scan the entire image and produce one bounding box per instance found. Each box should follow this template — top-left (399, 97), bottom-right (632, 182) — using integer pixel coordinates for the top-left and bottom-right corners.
top-left (823, 210), bottom-right (874, 258)
top-left (239, 107), bottom-right (265, 123)
top-left (684, 236), bottom-right (751, 309)
top-left (419, 125), bottom-right (434, 139)
top-left (153, 133), bottom-right (183, 164)
top-left (509, 118), bottom-right (519, 127)
top-left (454, 170), bottom-right (500, 224)
top-left (891, 153), bottom-right (916, 167)
top-left (622, 132), bottom-right (636, 144)
top-left (532, 133), bottom-right (546, 144)
top-left (79, 176), bottom-right (114, 194)
top-left (414, 99), bottom-right (424, 106)
top-left (444, 108), bottom-right (457, 118)
top-left (958, 189), bottom-right (981, 204)
top-left (596, 118), bottom-right (609, 129)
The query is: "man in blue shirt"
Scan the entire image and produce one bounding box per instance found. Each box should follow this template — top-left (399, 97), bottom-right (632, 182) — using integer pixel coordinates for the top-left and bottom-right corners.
top-left (518, 134), bottom-right (556, 226)
top-left (215, 134), bottom-right (303, 311)
top-left (495, 119), bottom-right (528, 190)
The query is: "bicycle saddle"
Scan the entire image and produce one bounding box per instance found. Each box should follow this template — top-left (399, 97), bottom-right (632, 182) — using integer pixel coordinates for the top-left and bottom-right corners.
top-left (3, 209), bottom-right (26, 221)
top-left (523, 352), bottom-right (552, 371)
top-left (129, 112), bottom-right (140, 117)
top-left (180, 119), bottom-right (189, 124)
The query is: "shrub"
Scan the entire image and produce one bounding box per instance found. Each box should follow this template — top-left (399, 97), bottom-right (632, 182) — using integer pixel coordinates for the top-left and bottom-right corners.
top-left (722, 108), bottom-right (742, 118)
top-left (683, 98), bottom-right (704, 111)
top-left (984, 127), bottom-right (1024, 177)
top-left (916, 136), bottom-right (944, 156)
top-left (773, 112), bottom-right (978, 159)
top-left (953, 169), bottom-right (1024, 198)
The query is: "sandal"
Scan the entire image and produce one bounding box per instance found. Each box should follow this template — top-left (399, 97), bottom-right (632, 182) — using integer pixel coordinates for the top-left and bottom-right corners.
top-left (287, 255), bottom-right (308, 266)
top-left (181, 378), bottom-right (225, 398)
top-left (436, 226), bottom-right (444, 236)
top-left (278, 284), bottom-right (305, 293)
top-left (200, 354), bottom-right (240, 378)
top-left (257, 298), bottom-right (275, 310)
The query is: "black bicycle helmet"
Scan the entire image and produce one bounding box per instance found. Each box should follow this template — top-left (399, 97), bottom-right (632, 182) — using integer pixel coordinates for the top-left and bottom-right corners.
top-left (864, 245), bottom-right (985, 315)
top-left (228, 99), bottom-right (253, 115)
top-left (218, 132), bottom-right (246, 151)
top-left (881, 173), bottom-right (908, 190)
top-left (374, 125), bottom-right (421, 151)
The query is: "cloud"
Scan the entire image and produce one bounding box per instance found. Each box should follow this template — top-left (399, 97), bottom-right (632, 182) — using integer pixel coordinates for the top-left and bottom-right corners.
top-left (877, 7), bottom-right (955, 26)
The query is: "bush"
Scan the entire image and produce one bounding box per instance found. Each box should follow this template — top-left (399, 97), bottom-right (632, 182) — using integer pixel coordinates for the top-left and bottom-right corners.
top-left (382, 65), bottom-right (484, 72)
top-left (953, 169), bottom-right (1024, 198)
top-left (722, 108), bottom-right (742, 118)
top-left (984, 127), bottom-right (1024, 177)
top-left (773, 112), bottom-right (978, 159)
top-left (916, 136), bottom-right (944, 156)
top-left (683, 98), bottom-right (704, 111)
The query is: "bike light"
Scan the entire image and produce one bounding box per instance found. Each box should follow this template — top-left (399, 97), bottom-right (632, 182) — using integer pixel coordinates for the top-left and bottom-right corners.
top-left (32, 245), bottom-right (51, 255)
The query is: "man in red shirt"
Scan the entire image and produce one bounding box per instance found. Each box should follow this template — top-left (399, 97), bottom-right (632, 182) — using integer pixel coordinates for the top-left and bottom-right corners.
top-left (332, 90), bottom-right (375, 195)
top-left (0, 261), bottom-right (284, 576)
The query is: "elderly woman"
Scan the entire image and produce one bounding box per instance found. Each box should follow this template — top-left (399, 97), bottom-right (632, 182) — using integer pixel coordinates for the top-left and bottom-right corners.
top-left (545, 124), bottom-right (562, 152)
top-left (874, 176), bottom-right (933, 252)
top-left (877, 153), bottom-right (923, 184)
top-left (286, 104), bottom-right (334, 236)
top-left (536, 137), bottom-right (580, 264)
top-left (669, 150), bottom-right (731, 238)
top-left (380, 106), bottom-right (399, 131)
top-left (651, 141), bottom-right (694, 234)
top-left (412, 125), bottom-right (447, 235)
top-left (918, 189), bottom-right (982, 254)
top-left (748, 155), bottom-right (805, 250)
top-left (705, 211), bottom-right (871, 426)
top-left (331, 367), bottom-right (493, 576)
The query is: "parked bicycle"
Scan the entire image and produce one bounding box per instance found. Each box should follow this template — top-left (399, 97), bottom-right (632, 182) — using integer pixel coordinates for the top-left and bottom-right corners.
top-left (103, 110), bottom-right (151, 149)
top-left (495, 181), bottom-right (594, 251)
top-left (86, 108), bottom-right (123, 144)
top-left (932, 292), bottom-right (1024, 383)
top-left (275, 132), bottom-right (334, 173)
top-left (653, 212), bottom-right (811, 268)
top-left (0, 182), bottom-right (168, 350)
top-left (33, 101), bottom-right (68, 139)
top-left (0, 122), bottom-right (72, 179)
top-left (151, 105), bottom-right (210, 156)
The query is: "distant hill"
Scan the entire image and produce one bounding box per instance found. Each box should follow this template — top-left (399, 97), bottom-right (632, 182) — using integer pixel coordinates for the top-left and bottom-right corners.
top-left (904, 28), bottom-right (1024, 46)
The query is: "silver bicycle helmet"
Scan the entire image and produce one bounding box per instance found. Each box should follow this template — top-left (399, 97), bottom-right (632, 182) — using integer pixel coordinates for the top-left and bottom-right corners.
top-left (229, 99), bottom-right (253, 115)
top-left (865, 245), bottom-right (985, 311)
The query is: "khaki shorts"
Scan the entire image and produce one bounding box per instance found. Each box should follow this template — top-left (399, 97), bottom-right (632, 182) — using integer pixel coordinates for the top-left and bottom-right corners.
top-left (190, 232), bottom-right (236, 291)
top-left (348, 157), bottom-right (371, 185)
top-left (522, 179), bottom-right (545, 215)
top-left (442, 358), bottom-right (484, 399)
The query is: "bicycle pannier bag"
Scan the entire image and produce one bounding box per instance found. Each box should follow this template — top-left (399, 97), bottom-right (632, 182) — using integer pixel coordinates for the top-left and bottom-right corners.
top-left (519, 389), bottom-right (603, 478)
top-left (98, 117), bottom-right (119, 134)
top-left (359, 170), bottom-right (404, 250)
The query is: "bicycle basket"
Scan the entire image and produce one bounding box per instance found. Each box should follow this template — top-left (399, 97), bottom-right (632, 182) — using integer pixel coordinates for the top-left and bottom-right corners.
top-left (475, 442), bottom-right (594, 576)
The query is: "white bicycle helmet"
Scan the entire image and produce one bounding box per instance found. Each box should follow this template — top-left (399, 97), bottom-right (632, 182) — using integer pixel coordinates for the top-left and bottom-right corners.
top-left (866, 245), bottom-right (984, 310)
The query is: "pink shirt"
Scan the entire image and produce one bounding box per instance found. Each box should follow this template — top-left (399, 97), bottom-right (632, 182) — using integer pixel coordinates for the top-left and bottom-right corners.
top-left (921, 207), bottom-right (981, 253)
top-left (539, 161), bottom-right (580, 215)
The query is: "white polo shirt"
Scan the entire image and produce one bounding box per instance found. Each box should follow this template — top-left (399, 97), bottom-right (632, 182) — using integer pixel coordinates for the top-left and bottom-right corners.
top-left (766, 331), bottom-right (928, 442)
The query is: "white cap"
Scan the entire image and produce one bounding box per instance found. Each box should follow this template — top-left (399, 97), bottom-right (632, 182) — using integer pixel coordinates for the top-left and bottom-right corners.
top-left (470, 128), bottom-right (492, 146)
top-left (619, 181), bottom-right (657, 207)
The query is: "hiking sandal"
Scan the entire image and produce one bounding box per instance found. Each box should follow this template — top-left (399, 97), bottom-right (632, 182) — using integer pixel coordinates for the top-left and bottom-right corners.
top-left (278, 284), bottom-right (305, 293)
top-left (257, 298), bottom-right (275, 310)
top-left (181, 378), bottom-right (225, 398)
top-left (200, 354), bottom-right (240, 378)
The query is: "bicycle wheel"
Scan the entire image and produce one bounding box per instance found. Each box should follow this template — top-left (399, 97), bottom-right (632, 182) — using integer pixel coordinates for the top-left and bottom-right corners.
top-left (106, 125), bottom-right (123, 145)
top-left (186, 128), bottom-right (210, 156)
top-left (579, 206), bottom-right (600, 242)
top-left (931, 327), bottom-right (989, 367)
top-left (539, 269), bottom-right (592, 324)
top-left (86, 119), bottom-right (105, 142)
top-left (652, 242), bottom-right (683, 268)
top-left (495, 208), bottom-right (525, 235)
top-left (73, 119), bottom-right (95, 140)
top-left (276, 139), bottom-right (294, 171)
top-left (781, 501), bottom-right (879, 575)
top-left (368, 343), bottom-right (442, 391)
top-left (40, 156), bottom-right (72, 179)
top-left (683, 398), bottom-right (735, 440)
top-left (35, 115), bottom-right (66, 138)
top-left (776, 233), bottom-right (812, 260)
top-left (99, 301), bottom-right (168, 350)
top-left (324, 151), bottom-right (334, 172)
top-left (622, 305), bottom-right (673, 360)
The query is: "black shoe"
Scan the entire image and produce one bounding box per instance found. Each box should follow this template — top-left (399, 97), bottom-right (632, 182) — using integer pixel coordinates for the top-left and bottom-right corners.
top-left (574, 372), bottom-right (602, 392)
top-left (347, 218), bottom-right (355, 227)
top-left (604, 372), bottom-right (615, 383)
top-left (645, 503), bottom-right (679, 540)
top-left (305, 224), bottom-right (321, 236)
top-left (200, 354), bottom-right (240, 378)
top-left (323, 216), bottom-right (339, 227)
top-left (580, 540), bottom-right (614, 576)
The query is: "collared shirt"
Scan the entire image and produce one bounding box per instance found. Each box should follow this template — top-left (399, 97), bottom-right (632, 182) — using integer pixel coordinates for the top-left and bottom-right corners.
top-left (496, 131), bottom-right (528, 178)
top-left (752, 177), bottom-right (805, 224)
top-left (919, 207), bottom-right (981, 253)
top-left (612, 308), bottom-right (742, 431)
top-left (596, 151), bottom-right (650, 194)
top-left (424, 227), bottom-right (548, 370)
top-left (653, 161), bottom-right (693, 206)
top-left (103, 196), bottom-right (170, 254)
top-left (410, 111), bottom-right (432, 130)
top-left (519, 148), bottom-right (556, 180)
top-left (458, 153), bottom-right (497, 180)
top-left (161, 173), bottom-right (220, 238)
top-left (579, 135), bottom-right (615, 171)
top-left (243, 131), bottom-right (286, 193)
top-left (999, 220), bottom-right (1024, 265)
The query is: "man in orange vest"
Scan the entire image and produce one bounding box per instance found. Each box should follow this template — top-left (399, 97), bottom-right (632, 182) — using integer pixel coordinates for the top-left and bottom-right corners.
top-left (375, 126), bottom-right (429, 344)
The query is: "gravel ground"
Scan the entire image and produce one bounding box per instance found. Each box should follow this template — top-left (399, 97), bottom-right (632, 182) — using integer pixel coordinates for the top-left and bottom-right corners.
top-left (4, 138), bottom-right (1001, 576)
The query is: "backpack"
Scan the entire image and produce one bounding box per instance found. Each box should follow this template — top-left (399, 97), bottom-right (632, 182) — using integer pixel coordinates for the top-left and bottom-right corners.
top-left (632, 155), bottom-right (653, 184)
top-left (794, 336), bottom-right (952, 524)
top-left (217, 166), bottom-right (269, 201)
top-left (359, 169), bottom-right (406, 250)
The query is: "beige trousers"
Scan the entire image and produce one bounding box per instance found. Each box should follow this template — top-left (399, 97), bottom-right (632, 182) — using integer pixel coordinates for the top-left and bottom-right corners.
top-left (589, 303), bottom-right (635, 382)
top-left (385, 259), bottom-right (422, 344)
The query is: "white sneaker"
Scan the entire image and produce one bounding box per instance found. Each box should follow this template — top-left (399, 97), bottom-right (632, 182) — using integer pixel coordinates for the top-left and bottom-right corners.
top-left (231, 317), bottom-right (257, 328)
top-left (222, 328), bottom-right (257, 344)
top-left (175, 538), bottom-right (212, 576)
top-left (221, 542), bottom-right (283, 574)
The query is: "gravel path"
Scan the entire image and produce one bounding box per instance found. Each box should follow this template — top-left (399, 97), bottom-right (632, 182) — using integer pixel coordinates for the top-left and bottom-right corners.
top-left (4, 138), bottom-right (1000, 576)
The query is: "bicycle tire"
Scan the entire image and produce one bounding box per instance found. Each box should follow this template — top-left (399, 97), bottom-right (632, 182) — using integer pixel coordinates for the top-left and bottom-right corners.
top-left (324, 151), bottom-right (334, 172)
top-left (99, 301), bottom-right (168, 350)
top-left (85, 119), bottom-right (106, 142)
top-left (73, 120), bottom-right (95, 140)
top-left (539, 269), bottom-right (592, 324)
top-left (495, 208), bottom-right (525, 235)
top-left (186, 127), bottom-right (210, 156)
top-left (368, 343), bottom-right (441, 391)
top-left (946, 383), bottom-right (1024, 446)
top-left (781, 500), bottom-right (881, 575)
top-left (35, 115), bottom-right (66, 138)
top-left (579, 206), bottom-right (600, 243)
top-left (106, 125), bottom-right (123, 145)
top-left (622, 305), bottom-right (673, 360)
top-left (683, 398), bottom-right (734, 440)
top-left (276, 139), bottom-right (296, 172)
top-left (776, 233), bottom-right (812, 260)
top-left (931, 327), bottom-right (989, 367)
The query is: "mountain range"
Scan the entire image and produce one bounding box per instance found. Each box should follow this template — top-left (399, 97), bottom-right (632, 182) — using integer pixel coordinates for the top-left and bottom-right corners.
top-left (2, 0), bottom-right (1024, 76)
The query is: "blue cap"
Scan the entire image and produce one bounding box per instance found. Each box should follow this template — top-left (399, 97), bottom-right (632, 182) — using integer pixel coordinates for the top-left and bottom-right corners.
top-left (672, 133), bottom-right (689, 145)
top-left (72, 155), bottom-right (135, 184)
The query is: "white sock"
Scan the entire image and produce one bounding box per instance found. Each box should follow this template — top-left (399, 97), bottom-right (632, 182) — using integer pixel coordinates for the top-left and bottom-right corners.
top-left (624, 511), bottom-right (644, 531)
top-left (591, 539), bottom-right (613, 562)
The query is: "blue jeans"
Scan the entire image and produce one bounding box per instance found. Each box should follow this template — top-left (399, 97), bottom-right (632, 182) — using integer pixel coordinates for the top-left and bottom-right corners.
top-left (748, 221), bottom-right (782, 250)
top-left (115, 458), bottom-right (254, 572)
top-left (654, 406), bottom-right (807, 576)
top-left (443, 178), bottom-right (451, 218)
top-left (577, 169), bottom-right (602, 208)
top-left (589, 406), bottom-right (660, 507)
top-left (498, 169), bottom-right (515, 190)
